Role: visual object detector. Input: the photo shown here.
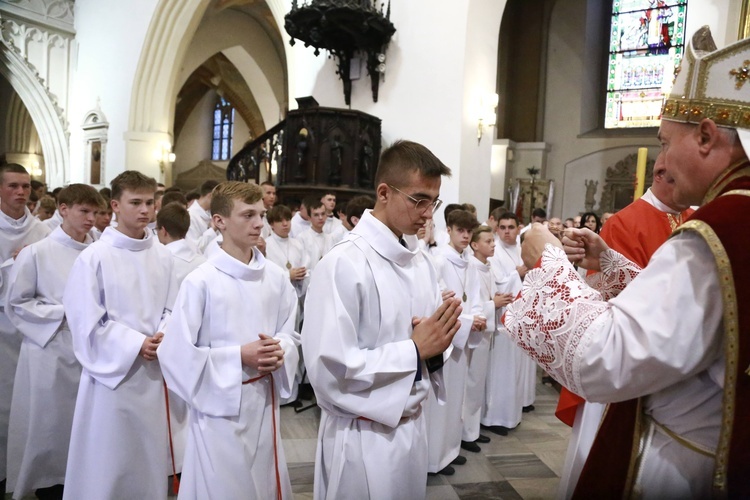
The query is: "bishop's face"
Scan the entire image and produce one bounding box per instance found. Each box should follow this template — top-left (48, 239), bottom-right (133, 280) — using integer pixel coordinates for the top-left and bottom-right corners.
top-left (658, 120), bottom-right (716, 207)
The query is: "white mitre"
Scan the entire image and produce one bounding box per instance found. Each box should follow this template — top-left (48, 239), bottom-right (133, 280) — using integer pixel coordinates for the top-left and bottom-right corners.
top-left (661, 26), bottom-right (750, 157)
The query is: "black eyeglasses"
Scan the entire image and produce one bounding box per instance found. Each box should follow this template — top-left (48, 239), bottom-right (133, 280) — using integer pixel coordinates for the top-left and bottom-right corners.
top-left (389, 185), bottom-right (443, 214)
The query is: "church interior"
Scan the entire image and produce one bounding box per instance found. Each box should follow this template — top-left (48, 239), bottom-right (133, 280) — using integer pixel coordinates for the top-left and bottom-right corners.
top-left (1, 0), bottom-right (743, 225)
top-left (1, 1), bottom-right (747, 498)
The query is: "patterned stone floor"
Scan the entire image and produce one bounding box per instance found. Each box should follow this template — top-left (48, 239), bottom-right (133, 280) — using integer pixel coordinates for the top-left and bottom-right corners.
top-left (5, 373), bottom-right (568, 500)
top-left (282, 374), bottom-right (570, 500)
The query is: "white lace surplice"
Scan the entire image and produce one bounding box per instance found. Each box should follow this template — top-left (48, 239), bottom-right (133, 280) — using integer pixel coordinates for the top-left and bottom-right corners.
top-left (504, 239), bottom-right (725, 497)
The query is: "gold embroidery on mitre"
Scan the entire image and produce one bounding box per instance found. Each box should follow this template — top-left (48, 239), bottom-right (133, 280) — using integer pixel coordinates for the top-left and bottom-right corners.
top-left (729, 60), bottom-right (750, 90)
top-left (662, 98), bottom-right (750, 129)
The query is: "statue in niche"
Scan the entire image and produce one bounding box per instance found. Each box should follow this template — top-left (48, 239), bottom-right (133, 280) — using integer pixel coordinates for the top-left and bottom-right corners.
top-left (359, 143), bottom-right (373, 188)
top-left (584, 179), bottom-right (598, 212)
top-left (296, 128), bottom-right (309, 182)
top-left (329, 134), bottom-right (343, 185)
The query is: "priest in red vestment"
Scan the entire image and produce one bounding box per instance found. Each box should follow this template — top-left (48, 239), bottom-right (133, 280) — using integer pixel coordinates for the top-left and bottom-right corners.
top-left (505, 27), bottom-right (750, 498)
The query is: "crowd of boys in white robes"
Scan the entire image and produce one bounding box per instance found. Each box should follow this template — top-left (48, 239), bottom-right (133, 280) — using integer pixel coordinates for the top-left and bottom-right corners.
top-left (1, 159), bottom-right (544, 499)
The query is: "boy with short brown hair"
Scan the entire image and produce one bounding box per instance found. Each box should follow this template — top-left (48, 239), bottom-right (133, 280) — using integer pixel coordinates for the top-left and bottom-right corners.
top-left (62, 170), bottom-right (177, 499)
top-left (6, 184), bottom-right (102, 500)
top-left (159, 181), bottom-right (300, 499)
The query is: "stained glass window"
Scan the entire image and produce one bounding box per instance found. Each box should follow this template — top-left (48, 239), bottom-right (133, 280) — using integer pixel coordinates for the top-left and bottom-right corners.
top-left (605, 1), bottom-right (688, 129)
top-left (212, 97), bottom-right (234, 161)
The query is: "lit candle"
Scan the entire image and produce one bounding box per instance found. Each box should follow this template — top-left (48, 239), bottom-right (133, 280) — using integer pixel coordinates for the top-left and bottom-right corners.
top-left (634, 147), bottom-right (648, 200)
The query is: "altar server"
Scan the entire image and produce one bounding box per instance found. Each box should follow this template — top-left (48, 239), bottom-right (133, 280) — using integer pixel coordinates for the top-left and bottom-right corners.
top-left (0, 163), bottom-right (50, 497)
top-left (159, 181), bottom-right (300, 499)
top-left (5, 184), bottom-right (102, 500)
top-left (302, 140), bottom-right (462, 499)
top-left (62, 171), bottom-right (177, 499)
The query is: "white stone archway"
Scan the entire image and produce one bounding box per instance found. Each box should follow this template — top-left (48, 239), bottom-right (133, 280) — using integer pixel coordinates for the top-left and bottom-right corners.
top-left (0, 36), bottom-right (69, 186)
top-left (126, 0), bottom-right (290, 185)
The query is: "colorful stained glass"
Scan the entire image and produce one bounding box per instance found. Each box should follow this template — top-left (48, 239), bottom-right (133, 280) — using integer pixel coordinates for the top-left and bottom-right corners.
top-left (605, 1), bottom-right (687, 129)
top-left (211, 98), bottom-right (234, 160)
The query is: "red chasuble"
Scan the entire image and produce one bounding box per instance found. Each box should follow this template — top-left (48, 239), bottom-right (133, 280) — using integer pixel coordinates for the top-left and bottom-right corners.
top-left (573, 161), bottom-right (750, 498)
top-left (555, 199), bottom-right (693, 426)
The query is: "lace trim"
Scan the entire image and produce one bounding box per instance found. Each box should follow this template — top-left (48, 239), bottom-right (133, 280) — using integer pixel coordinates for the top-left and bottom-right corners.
top-left (504, 244), bottom-right (610, 395)
top-left (585, 249), bottom-right (642, 301)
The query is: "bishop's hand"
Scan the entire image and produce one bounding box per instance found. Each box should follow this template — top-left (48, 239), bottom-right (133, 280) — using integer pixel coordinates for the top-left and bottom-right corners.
top-left (562, 228), bottom-right (609, 272)
top-left (521, 223), bottom-right (563, 268)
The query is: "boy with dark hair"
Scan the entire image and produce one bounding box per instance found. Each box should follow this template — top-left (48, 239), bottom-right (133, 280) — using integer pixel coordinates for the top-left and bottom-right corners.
top-left (321, 191), bottom-right (346, 242)
top-left (463, 225), bottom-right (514, 455)
top-left (159, 181), bottom-right (300, 499)
top-left (303, 140), bottom-right (461, 498)
top-left (264, 204), bottom-right (309, 404)
top-left (186, 180), bottom-right (220, 244)
top-left (26, 190), bottom-right (39, 214)
top-left (5, 184), bottom-right (102, 500)
top-left (426, 209), bottom-right (487, 474)
top-left (30, 180), bottom-right (45, 200)
top-left (290, 195), bottom-right (317, 238)
top-left (161, 190), bottom-right (188, 208)
top-left (185, 190), bottom-right (200, 206)
top-left (91, 203), bottom-right (112, 240)
top-left (157, 202), bottom-right (206, 285)
top-left (335, 200), bottom-right (349, 230)
top-left (344, 195), bottom-right (375, 229)
top-left (62, 170), bottom-right (177, 499)
top-left (265, 205), bottom-right (309, 294)
top-left (0, 163), bottom-right (50, 497)
top-left (482, 210), bottom-right (530, 436)
top-left (36, 196), bottom-right (57, 221)
top-left (42, 197), bottom-right (63, 231)
top-left (296, 198), bottom-right (333, 271)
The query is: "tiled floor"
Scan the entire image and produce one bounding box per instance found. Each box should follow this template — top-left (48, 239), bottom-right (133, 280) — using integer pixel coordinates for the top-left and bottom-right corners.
top-left (4, 374), bottom-right (568, 500)
top-left (281, 374), bottom-right (570, 500)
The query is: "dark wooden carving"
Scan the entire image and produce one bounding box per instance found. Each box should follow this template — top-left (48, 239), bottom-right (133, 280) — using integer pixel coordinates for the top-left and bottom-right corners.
top-left (278, 104), bottom-right (381, 206)
top-left (227, 99), bottom-right (381, 208)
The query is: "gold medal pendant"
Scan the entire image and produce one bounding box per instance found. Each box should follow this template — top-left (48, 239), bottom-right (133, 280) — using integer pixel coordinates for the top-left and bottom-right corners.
top-left (462, 292), bottom-right (467, 302)
top-left (286, 262), bottom-right (292, 269)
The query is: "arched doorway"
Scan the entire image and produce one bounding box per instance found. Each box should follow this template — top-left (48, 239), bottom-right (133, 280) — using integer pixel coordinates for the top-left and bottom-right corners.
top-left (0, 37), bottom-right (69, 186)
top-left (126, 0), bottom-right (289, 185)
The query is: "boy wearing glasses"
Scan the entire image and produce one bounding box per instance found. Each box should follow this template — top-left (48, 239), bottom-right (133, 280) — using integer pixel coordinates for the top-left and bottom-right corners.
top-left (302, 140), bottom-right (462, 499)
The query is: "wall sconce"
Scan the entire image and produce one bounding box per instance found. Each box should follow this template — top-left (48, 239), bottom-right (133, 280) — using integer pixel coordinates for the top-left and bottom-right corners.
top-left (477, 93), bottom-right (499, 142)
top-left (153, 142), bottom-right (176, 174)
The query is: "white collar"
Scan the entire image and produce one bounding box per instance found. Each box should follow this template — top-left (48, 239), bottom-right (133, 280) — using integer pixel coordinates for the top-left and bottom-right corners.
top-left (100, 226), bottom-right (154, 251)
top-left (640, 188), bottom-right (681, 214)
top-left (209, 246), bottom-right (265, 281)
top-left (349, 210), bottom-right (416, 267)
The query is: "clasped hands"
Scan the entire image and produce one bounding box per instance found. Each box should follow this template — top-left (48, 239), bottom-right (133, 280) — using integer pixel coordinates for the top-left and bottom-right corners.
top-left (520, 223), bottom-right (610, 271)
top-left (241, 334), bottom-right (285, 374)
top-left (411, 298), bottom-right (462, 360)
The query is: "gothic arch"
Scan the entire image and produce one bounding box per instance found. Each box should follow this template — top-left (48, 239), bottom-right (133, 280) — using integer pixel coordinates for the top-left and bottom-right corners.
top-left (0, 37), bottom-right (69, 186)
top-left (126, 0), bottom-right (291, 181)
